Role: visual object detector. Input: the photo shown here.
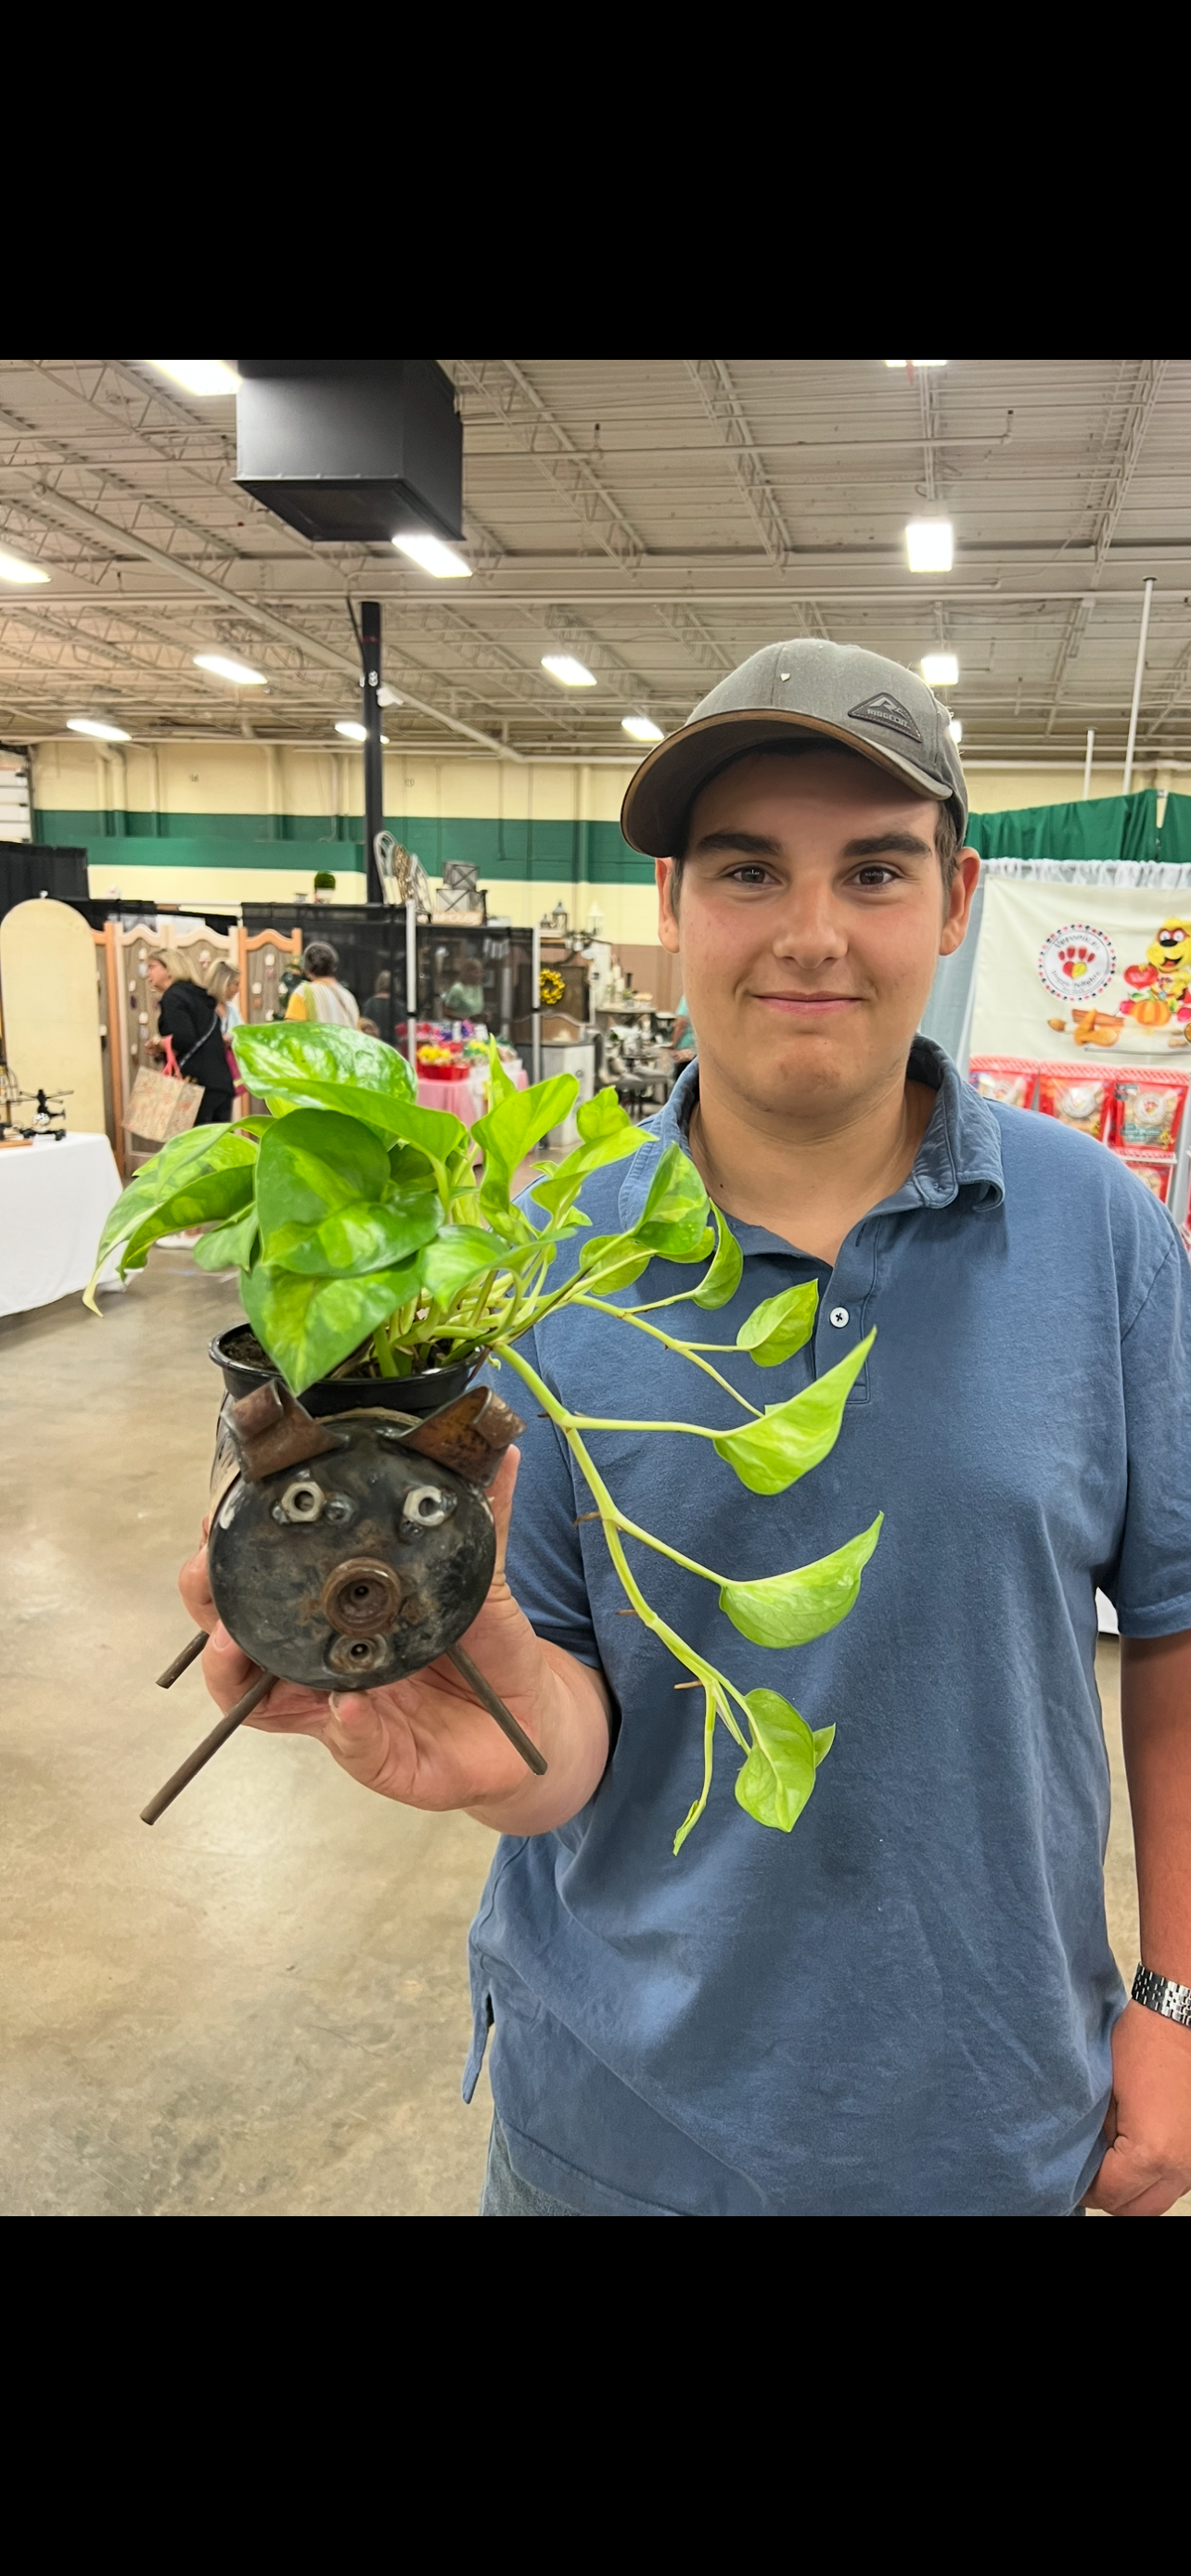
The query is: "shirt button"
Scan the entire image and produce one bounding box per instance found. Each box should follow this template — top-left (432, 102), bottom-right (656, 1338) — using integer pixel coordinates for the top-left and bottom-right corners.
top-left (829, 1306), bottom-right (850, 1327)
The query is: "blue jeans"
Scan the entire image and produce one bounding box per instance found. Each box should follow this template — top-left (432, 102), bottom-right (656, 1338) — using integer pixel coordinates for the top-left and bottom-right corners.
top-left (480, 2115), bottom-right (583, 2215)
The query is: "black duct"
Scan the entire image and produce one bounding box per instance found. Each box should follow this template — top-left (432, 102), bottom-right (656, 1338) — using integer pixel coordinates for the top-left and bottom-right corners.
top-left (235, 360), bottom-right (463, 545)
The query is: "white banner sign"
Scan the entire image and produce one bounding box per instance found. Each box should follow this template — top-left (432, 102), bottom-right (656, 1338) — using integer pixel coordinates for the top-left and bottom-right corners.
top-left (969, 876), bottom-right (1191, 1064)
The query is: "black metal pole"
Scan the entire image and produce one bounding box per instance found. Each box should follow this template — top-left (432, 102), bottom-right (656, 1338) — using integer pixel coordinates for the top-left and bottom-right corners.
top-left (361, 599), bottom-right (384, 905)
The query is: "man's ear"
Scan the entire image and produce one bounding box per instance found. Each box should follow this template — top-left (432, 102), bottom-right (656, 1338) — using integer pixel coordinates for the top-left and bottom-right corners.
top-left (657, 857), bottom-right (680, 955)
top-left (940, 849), bottom-right (980, 958)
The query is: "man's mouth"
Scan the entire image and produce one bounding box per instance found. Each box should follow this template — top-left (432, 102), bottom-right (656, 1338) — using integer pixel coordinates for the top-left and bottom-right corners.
top-left (748, 991), bottom-right (864, 1015)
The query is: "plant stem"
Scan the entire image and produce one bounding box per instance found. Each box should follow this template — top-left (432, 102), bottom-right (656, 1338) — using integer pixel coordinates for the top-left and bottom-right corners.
top-left (573, 1297), bottom-right (760, 1413)
top-left (371, 1324), bottom-right (398, 1377)
top-left (495, 1341), bottom-right (750, 1753)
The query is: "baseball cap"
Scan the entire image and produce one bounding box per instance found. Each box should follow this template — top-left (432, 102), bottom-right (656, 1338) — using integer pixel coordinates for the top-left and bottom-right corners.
top-left (621, 638), bottom-right (968, 855)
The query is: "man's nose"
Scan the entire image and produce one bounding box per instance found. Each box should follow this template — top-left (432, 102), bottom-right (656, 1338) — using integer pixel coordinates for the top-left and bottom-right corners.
top-left (770, 886), bottom-right (848, 963)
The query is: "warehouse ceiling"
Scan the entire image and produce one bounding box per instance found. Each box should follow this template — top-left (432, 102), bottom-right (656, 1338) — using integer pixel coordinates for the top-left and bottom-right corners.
top-left (2, 357), bottom-right (1190, 767)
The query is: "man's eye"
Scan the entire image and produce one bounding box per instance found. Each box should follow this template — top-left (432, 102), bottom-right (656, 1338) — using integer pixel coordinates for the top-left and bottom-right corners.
top-left (729, 865), bottom-right (771, 885)
top-left (852, 865), bottom-right (898, 887)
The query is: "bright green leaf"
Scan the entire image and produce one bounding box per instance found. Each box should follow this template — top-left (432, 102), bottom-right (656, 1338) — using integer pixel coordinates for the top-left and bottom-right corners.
top-left (577, 1233), bottom-right (654, 1292)
top-left (487, 1036), bottom-right (517, 1105)
top-left (418, 1226), bottom-right (504, 1305)
top-left (233, 1021), bottom-right (416, 1130)
top-left (734, 1690), bottom-right (817, 1832)
top-left (192, 1208), bottom-right (261, 1272)
top-left (736, 1278), bottom-right (819, 1367)
top-left (813, 1726), bottom-right (836, 1766)
top-left (383, 1098), bottom-right (469, 1166)
top-left (242, 1257), bottom-right (422, 1394)
top-left (690, 1207), bottom-right (743, 1310)
top-left (474, 1075), bottom-right (578, 1225)
top-left (85, 1127), bottom-right (258, 1308)
top-left (712, 1331), bottom-right (875, 1494)
top-left (257, 1109), bottom-right (390, 1256)
top-left (720, 1512), bottom-right (883, 1646)
top-left (633, 1143), bottom-right (711, 1259)
top-left (266, 1191), bottom-right (441, 1279)
top-left (530, 1085), bottom-right (643, 1222)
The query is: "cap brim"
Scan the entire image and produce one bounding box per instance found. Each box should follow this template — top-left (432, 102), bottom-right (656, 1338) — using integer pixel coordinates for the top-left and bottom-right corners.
top-left (621, 708), bottom-right (951, 858)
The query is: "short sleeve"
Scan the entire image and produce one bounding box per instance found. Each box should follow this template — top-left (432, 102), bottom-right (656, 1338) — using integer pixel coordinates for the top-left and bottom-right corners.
top-left (489, 1334), bottom-right (601, 1668)
top-left (1113, 1234), bottom-right (1191, 1636)
top-left (284, 989), bottom-right (308, 1021)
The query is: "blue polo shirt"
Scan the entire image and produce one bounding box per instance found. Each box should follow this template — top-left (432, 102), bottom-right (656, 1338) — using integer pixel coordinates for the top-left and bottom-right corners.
top-left (465, 1042), bottom-right (1191, 2216)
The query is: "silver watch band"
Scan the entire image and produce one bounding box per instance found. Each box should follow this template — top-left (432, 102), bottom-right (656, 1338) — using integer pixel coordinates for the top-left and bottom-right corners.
top-left (1132, 1964), bottom-right (1191, 2028)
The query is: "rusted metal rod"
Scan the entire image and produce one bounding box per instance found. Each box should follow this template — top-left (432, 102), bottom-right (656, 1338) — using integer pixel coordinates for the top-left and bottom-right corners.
top-left (156, 1630), bottom-right (210, 1690)
top-left (447, 1643), bottom-right (548, 1778)
top-left (141, 1671), bottom-right (275, 1826)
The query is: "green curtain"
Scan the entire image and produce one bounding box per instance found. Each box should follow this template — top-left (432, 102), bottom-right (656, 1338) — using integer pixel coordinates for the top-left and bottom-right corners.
top-left (965, 789), bottom-right (1159, 868)
top-left (1156, 791), bottom-right (1191, 867)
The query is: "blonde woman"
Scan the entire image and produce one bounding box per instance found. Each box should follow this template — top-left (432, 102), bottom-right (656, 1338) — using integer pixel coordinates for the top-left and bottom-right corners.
top-left (208, 960), bottom-right (248, 1113)
top-left (284, 939), bottom-right (360, 1028)
top-left (145, 950), bottom-right (231, 1124)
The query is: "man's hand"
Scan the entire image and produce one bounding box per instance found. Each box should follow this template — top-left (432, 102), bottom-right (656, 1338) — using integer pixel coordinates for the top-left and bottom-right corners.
top-left (177, 1447), bottom-right (610, 1834)
top-left (1083, 2001), bottom-right (1191, 2214)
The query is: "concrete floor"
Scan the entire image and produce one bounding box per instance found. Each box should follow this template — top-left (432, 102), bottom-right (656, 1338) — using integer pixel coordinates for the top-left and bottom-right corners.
top-left (1, 1256), bottom-right (1186, 2216)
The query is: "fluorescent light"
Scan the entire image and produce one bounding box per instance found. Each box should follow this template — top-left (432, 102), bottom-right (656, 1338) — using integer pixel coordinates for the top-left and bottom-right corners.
top-left (921, 652), bottom-right (959, 686)
top-left (905, 519), bottom-right (954, 573)
top-left (68, 716), bottom-right (131, 742)
top-left (885, 359), bottom-right (947, 370)
top-left (194, 652), bottom-right (267, 686)
top-left (948, 717), bottom-right (963, 743)
top-left (149, 361), bottom-right (241, 396)
top-left (543, 654), bottom-right (596, 688)
top-left (335, 721), bottom-right (389, 744)
top-left (392, 531), bottom-right (471, 579)
top-left (622, 714), bottom-right (663, 744)
top-left (0, 547), bottom-right (49, 584)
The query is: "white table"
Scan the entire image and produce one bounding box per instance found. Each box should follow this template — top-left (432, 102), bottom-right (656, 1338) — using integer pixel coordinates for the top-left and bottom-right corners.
top-left (0, 1133), bottom-right (124, 1316)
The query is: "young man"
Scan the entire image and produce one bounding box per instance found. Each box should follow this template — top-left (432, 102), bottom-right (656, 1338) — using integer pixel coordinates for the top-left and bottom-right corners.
top-left (183, 642), bottom-right (1191, 2217)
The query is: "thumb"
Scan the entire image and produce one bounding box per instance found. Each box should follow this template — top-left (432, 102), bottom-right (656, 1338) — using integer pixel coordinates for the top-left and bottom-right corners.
top-left (323, 1689), bottom-right (395, 1788)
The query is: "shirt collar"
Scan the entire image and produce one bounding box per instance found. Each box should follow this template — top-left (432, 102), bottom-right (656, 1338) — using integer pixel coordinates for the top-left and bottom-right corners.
top-left (617, 1037), bottom-right (1005, 1227)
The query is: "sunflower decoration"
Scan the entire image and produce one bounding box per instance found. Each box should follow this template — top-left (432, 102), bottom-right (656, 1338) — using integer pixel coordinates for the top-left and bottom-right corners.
top-left (539, 967), bottom-right (567, 1008)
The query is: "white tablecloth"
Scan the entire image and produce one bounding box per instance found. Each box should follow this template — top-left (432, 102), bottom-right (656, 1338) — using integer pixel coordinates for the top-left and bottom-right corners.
top-left (0, 1133), bottom-right (124, 1317)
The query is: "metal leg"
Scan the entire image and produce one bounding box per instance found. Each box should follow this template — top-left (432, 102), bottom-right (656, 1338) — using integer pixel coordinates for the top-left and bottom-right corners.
top-left (447, 1644), bottom-right (548, 1777)
top-left (141, 1671), bottom-right (275, 1826)
top-left (156, 1630), bottom-right (209, 1690)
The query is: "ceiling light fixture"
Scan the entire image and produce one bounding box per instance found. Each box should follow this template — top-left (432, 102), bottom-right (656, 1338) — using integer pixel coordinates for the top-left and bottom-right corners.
top-left (392, 532), bottom-right (471, 579)
top-left (68, 717), bottom-right (131, 742)
top-left (905, 519), bottom-right (954, 573)
top-left (148, 361), bottom-right (242, 397)
top-left (0, 547), bottom-right (49, 584)
top-left (921, 652), bottom-right (959, 686)
top-left (543, 654), bottom-right (596, 688)
top-left (335, 721), bottom-right (389, 744)
top-left (884, 359), bottom-right (947, 370)
top-left (621, 714), bottom-right (664, 744)
top-left (194, 652), bottom-right (268, 686)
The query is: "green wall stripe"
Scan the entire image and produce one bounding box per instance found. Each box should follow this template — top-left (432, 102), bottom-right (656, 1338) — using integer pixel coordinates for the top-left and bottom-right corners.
top-left (33, 810), bottom-right (656, 884)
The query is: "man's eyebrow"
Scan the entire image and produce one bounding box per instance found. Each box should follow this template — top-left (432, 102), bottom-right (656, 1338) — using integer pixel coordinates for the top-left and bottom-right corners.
top-left (841, 831), bottom-right (934, 860)
top-left (690, 829), bottom-right (782, 857)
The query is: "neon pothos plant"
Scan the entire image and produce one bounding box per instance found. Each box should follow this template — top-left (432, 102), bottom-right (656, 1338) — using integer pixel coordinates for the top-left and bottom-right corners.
top-left (89, 1024), bottom-right (881, 1851)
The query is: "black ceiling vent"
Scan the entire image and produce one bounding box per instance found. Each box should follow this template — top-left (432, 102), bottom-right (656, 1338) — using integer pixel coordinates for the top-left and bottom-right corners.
top-left (235, 360), bottom-right (462, 545)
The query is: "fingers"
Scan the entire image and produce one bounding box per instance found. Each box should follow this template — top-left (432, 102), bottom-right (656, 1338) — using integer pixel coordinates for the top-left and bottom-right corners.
top-left (487, 1446), bottom-right (519, 1582)
top-left (179, 1542), bottom-right (217, 1631)
top-left (1083, 2137), bottom-right (1189, 2215)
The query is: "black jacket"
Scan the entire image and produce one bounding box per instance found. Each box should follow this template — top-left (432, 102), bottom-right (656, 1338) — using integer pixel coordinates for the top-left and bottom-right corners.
top-left (157, 980), bottom-right (230, 1097)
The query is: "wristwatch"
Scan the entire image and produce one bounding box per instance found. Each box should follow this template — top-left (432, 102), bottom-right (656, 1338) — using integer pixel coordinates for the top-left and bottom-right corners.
top-left (1132, 1964), bottom-right (1191, 2028)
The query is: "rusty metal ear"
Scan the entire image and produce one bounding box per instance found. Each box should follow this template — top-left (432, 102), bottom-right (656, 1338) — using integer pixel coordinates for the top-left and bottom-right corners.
top-left (395, 1387), bottom-right (525, 1486)
top-left (227, 1380), bottom-right (345, 1483)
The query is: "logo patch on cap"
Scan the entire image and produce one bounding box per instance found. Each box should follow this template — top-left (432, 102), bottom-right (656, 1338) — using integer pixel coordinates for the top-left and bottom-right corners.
top-left (849, 693), bottom-right (923, 744)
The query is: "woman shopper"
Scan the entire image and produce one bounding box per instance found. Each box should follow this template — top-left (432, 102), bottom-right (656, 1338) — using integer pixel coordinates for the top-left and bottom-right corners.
top-left (208, 960), bottom-right (248, 1115)
top-left (145, 950), bottom-right (232, 1125)
top-left (284, 939), bottom-right (360, 1028)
